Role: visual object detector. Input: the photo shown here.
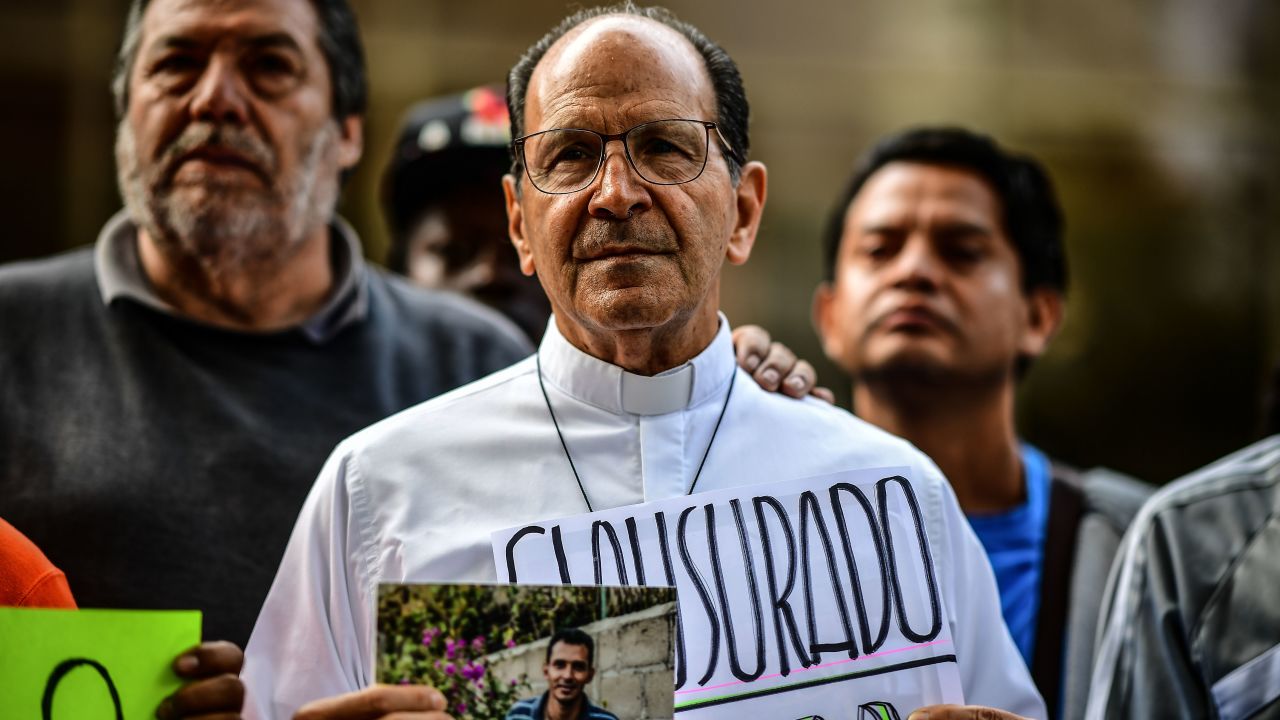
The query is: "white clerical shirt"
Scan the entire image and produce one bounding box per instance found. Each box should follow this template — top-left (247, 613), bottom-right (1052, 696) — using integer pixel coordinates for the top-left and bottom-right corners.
top-left (241, 316), bottom-right (1045, 719)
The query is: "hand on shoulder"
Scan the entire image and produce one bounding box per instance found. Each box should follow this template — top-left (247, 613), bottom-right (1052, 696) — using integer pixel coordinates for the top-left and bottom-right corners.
top-left (733, 324), bottom-right (835, 402)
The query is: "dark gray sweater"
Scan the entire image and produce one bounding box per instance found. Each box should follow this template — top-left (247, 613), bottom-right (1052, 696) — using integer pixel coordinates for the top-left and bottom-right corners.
top-left (0, 247), bottom-right (530, 644)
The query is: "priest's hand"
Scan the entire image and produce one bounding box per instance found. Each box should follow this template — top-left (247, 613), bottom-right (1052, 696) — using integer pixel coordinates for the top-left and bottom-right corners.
top-left (907, 705), bottom-right (1032, 720)
top-left (732, 325), bottom-right (835, 403)
top-left (155, 641), bottom-right (245, 719)
top-left (292, 685), bottom-right (454, 720)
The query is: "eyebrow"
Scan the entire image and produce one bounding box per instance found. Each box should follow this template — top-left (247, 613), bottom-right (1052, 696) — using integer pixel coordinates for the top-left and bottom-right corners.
top-left (934, 220), bottom-right (995, 238)
top-left (858, 220), bottom-right (994, 236)
top-left (151, 35), bottom-right (202, 53)
top-left (858, 222), bottom-right (905, 235)
top-left (150, 31), bottom-right (304, 54)
top-left (243, 32), bottom-right (305, 54)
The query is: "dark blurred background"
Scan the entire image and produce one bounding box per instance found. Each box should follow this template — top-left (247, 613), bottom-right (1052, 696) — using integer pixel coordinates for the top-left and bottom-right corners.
top-left (3, 0), bottom-right (1277, 483)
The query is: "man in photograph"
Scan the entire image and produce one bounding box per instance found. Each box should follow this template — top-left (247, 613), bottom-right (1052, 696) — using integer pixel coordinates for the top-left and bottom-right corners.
top-left (505, 628), bottom-right (619, 720)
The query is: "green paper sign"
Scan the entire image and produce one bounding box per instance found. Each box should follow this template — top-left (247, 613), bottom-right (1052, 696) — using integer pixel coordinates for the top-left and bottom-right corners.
top-left (0, 607), bottom-right (201, 720)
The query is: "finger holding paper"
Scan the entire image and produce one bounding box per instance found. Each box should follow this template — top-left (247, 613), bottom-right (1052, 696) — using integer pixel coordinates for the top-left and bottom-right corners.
top-left (157, 640), bottom-right (246, 719)
top-left (292, 685), bottom-right (452, 720)
top-left (908, 704), bottom-right (1032, 720)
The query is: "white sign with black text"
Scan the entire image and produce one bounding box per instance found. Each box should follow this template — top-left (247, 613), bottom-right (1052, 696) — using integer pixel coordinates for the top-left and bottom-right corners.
top-left (492, 468), bottom-right (964, 719)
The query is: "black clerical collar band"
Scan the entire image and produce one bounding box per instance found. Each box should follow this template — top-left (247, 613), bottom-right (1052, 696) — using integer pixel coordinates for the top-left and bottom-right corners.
top-left (93, 209), bottom-right (370, 344)
top-left (534, 313), bottom-right (737, 416)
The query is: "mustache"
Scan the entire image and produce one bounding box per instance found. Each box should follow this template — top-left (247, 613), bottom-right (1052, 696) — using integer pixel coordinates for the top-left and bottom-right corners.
top-left (573, 220), bottom-right (678, 259)
top-left (158, 123), bottom-right (276, 186)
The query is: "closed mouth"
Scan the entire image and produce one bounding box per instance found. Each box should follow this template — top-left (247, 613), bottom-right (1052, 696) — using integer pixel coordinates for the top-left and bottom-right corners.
top-left (580, 246), bottom-right (668, 261)
top-left (174, 147), bottom-right (267, 183)
top-left (876, 305), bottom-right (955, 334)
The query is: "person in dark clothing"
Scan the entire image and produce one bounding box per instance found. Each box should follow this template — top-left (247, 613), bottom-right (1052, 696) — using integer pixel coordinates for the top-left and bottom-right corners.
top-left (381, 86), bottom-right (552, 344)
top-left (812, 127), bottom-right (1150, 716)
top-left (0, 0), bottom-right (531, 648)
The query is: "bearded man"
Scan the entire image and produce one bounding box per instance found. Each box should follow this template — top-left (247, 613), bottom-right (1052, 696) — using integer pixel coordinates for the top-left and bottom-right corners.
top-left (0, 0), bottom-right (531, 648)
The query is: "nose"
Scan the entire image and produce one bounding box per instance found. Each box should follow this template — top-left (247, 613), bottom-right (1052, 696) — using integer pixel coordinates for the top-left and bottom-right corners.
top-left (189, 55), bottom-right (250, 125)
top-left (587, 143), bottom-right (652, 221)
top-left (889, 235), bottom-right (943, 293)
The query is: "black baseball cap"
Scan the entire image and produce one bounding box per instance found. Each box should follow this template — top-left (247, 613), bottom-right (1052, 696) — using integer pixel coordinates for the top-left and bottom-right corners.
top-left (381, 85), bottom-right (511, 240)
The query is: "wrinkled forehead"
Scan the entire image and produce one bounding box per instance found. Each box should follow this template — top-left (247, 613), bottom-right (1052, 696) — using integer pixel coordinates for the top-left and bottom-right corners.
top-left (138, 0), bottom-right (322, 57)
top-left (527, 15), bottom-right (716, 132)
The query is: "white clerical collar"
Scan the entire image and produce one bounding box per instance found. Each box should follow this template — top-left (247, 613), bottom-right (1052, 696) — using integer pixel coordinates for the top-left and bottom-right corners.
top-left (537, 314), bottom-right (736, 416)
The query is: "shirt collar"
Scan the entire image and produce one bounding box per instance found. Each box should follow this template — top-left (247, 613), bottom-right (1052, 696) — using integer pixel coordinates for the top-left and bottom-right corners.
top-left (537, 313), bottom-right (736, 416)
top-left (533, 691), bottom-right (603, 719)
top-left (93, 209), bottom-right (369, 343)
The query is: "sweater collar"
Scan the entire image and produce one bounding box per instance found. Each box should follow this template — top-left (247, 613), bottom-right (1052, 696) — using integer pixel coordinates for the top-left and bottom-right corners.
top-left (93, 209), bottom-right (368, 343)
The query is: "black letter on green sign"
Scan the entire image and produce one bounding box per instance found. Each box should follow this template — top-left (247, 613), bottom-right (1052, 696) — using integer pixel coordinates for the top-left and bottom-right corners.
top-left (42, 658), bottom-right (124, 720)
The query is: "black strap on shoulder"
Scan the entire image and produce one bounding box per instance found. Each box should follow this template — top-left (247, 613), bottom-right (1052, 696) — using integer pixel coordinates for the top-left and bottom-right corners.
top-left (1031, 464), bottom-right (1086, 714)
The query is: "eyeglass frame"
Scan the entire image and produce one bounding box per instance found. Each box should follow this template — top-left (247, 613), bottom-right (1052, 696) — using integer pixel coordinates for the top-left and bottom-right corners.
top-left (511, 118), bottom-right (745, 195)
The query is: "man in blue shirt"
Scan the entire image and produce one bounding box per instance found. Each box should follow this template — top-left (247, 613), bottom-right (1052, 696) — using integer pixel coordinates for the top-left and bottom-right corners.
top-left (505, 628), bottom-right (619, 720)
top-left (812, 127), bottom-right (1147, 714)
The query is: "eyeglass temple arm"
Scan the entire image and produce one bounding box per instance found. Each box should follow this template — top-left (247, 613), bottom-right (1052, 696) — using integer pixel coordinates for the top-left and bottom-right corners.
top-left (709, 123), bottom-right (745, 165)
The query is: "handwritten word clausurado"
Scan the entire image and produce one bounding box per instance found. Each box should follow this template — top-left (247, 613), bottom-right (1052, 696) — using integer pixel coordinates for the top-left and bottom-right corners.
top-left (502, 475), bottom-right (943, 691)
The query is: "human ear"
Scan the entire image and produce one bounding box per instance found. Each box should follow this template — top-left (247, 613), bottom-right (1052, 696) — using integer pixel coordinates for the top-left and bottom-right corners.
top-left (503, 174), bottom-right (536, 276)
top-left (725, 161), bottom-right (767, 265)
top-left (336, 115), bottom-right (363, 169)
top-left (1018, 287), bottom-right (1065, 358)
top-left (811, 282), bottom-right (846, 363)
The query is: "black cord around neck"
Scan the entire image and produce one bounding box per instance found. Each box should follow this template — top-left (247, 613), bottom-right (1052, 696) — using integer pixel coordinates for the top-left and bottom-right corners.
top-left (536, 351), bottom-right (737, 512)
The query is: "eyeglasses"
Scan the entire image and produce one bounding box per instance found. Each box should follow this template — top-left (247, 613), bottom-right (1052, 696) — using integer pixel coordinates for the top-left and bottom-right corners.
top-left (512, 118), bottom-right (742, 195)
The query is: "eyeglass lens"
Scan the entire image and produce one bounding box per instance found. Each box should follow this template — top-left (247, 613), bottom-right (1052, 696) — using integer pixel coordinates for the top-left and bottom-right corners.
top-left (522, 119), bottom-right (710, 194)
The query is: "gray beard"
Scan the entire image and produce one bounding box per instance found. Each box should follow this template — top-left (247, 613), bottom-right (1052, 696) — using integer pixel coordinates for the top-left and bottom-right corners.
top-left (115, 120), bottom-right (339, 279)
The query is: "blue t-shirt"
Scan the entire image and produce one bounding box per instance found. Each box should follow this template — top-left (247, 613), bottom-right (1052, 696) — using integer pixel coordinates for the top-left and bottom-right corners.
top-left (964, 443), bottom-right (1051, 664)
top-left (505, 692), bottom-right (620, 720)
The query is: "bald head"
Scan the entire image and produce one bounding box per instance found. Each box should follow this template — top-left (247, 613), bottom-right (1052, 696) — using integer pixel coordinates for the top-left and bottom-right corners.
top-left (506, 3), bottom-right (749, 181)
top-left (525, 16), bottom-right (717, 139)
top-left (535, 15), bottom-right (711, 101)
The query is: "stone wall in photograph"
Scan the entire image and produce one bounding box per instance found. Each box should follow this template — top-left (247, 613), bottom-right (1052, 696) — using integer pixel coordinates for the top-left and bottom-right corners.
top-left (487, 601), bottom-right (677, 720)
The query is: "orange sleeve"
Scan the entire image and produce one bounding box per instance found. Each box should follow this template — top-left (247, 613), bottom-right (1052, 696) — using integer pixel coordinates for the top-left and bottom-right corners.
top-left (0, 518), bottom-right (78, 609)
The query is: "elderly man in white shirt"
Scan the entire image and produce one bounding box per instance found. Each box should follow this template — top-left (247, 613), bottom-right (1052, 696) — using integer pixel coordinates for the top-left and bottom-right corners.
top-left (241, 6), bottom-right (1044, 720)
